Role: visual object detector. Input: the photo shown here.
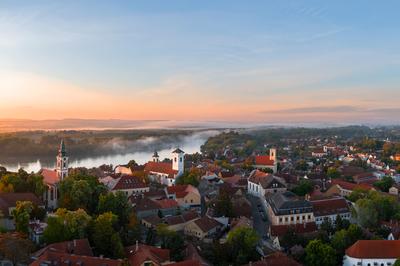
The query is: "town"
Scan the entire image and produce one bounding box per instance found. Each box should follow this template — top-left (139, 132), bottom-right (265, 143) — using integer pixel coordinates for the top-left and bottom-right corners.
top-left (1, 126), bottom-right (400, 266)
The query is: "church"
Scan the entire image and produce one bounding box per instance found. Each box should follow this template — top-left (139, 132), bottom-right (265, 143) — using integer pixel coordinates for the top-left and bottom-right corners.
top-left (144, 148), bottom-right (185, 186)
top-left (40, 140), bottom-right (69, 209)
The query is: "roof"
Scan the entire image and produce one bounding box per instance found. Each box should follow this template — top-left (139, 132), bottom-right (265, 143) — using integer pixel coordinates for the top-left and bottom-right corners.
top-left (311, 197), bottom-right (350, 217)
top-left (166, 185), bottom-right (200, 198)
top-left (247, 252), bottom-right (301, 266)
top-left (32, 239), bottom-right (93, 258)
top-left (248, 170), bottom-right (286, 190)
top-left (331, 179), bottom-right (373, 191)
top-left (165, 210), bottom-right (200, 226)
top-left (40, 168), bottom-right (60, 185)
top-left (144, 161), bottom-right (178, 177)
top-left (255, 155), bottom-right (275, 166)
top-left (172, 148), bottom-right (185, 154)
top-left (167, 260), bottom-right (202, 266)
top-left (30, 250), bottom-right (123, 266)
top-left (346, 240), bottom-right (400, 259)
top-left (193, 216), bottom-right (221, 233)
top-left (0, 193), bottom-right (43, 215)
top-left (266, 191), bottom-right (312, 215)
top-left (270, 222), bottom-right (317, 237)
top-left (155, 199), bottom-right (179, 209)
top-left (142, 215), bottom-right (162, 226)
top-left (112, 175), bottom-right (148, 190)
top-left (126, 244), bottom-right (170, 266)
top-left (59, 139), bottom-right (67, 157)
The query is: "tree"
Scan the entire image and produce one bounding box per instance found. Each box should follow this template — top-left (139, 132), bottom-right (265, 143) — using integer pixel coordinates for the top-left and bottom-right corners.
top-left (12, 201), bottom-right (33, 234)
top-left (156, 224), bottom-right (185, 261)
top-left (348, 188), bottom-right (369, 202)
top-left (374, 176), bottom-right (394, 192)
top-left (0, 233), bottom-right (34, 265)
top-left (176, 168), bottom-right (201, 187)
top-left (305, 239), bottom-right (336, 266)
top-left (127, 160), bottom-right (138, 169)
top-left (394, 258), bottom-right (400, 266)
top-left (43, 208), bottom-right (92, 244)
top-left (292, 179), bottom-right (313, 196)
top-left (327, 167), bottom-right (340, 179)
top-left (214, 193), bottom-right (234, 217)
top-left (98, 191), bottom-right (132, 228)
top-left (91, 212), bottom-right (124, 259)
top-left (227, 226), bottom-right (260, 265)
top-left (59, 173), bottom-right (107, 213)
top-left (356, 198), bottom-right (379, 228)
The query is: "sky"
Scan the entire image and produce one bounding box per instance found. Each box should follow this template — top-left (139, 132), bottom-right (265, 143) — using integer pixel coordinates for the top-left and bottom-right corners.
top-left (0, 0), bottom-right (400, 124)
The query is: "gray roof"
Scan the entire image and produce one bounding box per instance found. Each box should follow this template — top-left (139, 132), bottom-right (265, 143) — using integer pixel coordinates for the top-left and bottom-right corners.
top-left (267, 191), bottom-right (313, 215)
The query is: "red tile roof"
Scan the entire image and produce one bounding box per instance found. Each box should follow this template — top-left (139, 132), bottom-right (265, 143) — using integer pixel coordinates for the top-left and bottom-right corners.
top-left (270, 222), bottom-right (317, 237)
top-left (311, 197), bottom-right (350, 217)
top-left (0, 193), bottom-right (43, 215)
top-left (193, 216), bottom-right (221, 233)
top-left (155, 199), bottom-right (179, 209)
top-left (112, 175), bottom-right (148, 190)
top-left (331, 179), bottom-right (373, 191)
top-left (247, 252), bottom-right (301, 266)
top-left (255, 155), bottom-right (275, 166)
top-left (167, 185), bottom-right (200, 198)
top-left (30, 250), bottom-right (123, 266)
top-left (346, 240), bottom-right (400, 259)
top-left (32, 239), bottom-right (93, 257)
top-left (167, 260), bottom-right (202, 266)
top-left (144, 161), bottom-right (177, 177)
top-left (126, 244), bottom-right (170, 266)
top-left (40, 168), bottom-right (60, 185)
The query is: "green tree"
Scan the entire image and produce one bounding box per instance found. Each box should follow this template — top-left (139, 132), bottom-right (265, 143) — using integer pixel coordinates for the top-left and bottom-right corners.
top-left (91, 212), bottom-right (124, 259)
top-left (12, 201), bottom-right (33, 234)
top-left (394, 258), bottom-right (400, 266)
top-left (98, 191), bottom-right (132, 227)
top-left (374, 176), bottom-right (394, 192)
top-left (176, 169), bottom-right (201, 187)
top-left (0, 233), bottom-right (34, 265)
top-left (227, 226), bottom-right (260, 265)
top-left (327, 167), bottom-right (340, 179)
top-left (156, 224), bottom-right (185, 261)
top-left (356, 198), bottom-right (379, 228)
top-left (292, 179), bottom-right (313, 196)
top-left (305, 239), bottom-right (336, 266)
top-left (214, 193), bottom-right (234, 217)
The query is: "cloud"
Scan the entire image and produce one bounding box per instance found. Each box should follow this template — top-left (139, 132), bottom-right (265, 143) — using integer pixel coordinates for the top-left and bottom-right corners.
top-left (264, 105), bottom-right (360, 114)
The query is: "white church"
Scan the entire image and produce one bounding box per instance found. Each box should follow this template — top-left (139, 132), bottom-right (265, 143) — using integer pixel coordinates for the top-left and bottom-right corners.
top-left (144, 148), bottom-right (185, 186)
top-left (40, 140), bottom-right (69, 209)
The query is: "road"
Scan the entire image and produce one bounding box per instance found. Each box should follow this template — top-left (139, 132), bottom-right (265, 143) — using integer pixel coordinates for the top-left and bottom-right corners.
top-left (247, 194), bottom-right (269, 240)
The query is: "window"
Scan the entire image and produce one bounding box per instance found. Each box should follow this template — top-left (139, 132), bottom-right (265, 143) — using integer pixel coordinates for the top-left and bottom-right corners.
top-left (180, 157), bottom-right (182, 162)
top-left (285, 217), bottom-right (288, 222)
top-left (279, 218), bottom-right (283, 223)
top-left (296, 216), bottom-right (299, 221)
top-left (175, 158), bottom-right (177, 162)
top-left (308, 215), bottom-right (311, 220)
top-left (302, 215), bottom-right (305, 220)
top-left (291, 217), bottom-right (294, 221)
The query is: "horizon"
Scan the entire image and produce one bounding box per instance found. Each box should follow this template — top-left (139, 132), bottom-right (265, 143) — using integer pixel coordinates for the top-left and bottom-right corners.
top-left (1, 1), bottom-right (400, 123)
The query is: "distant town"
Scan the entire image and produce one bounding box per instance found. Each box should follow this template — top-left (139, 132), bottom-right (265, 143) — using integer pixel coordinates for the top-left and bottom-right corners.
top-left (0, 126), bottom-right (400, 265)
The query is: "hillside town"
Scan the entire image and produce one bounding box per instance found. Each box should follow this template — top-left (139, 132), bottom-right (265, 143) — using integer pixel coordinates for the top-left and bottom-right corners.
top-left (1, 128), bottom-right (400, 265)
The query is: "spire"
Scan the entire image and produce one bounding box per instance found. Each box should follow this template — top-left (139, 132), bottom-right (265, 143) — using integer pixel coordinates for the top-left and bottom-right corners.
top-left (59, 139), bottom-right (67, 156)
top-left (153, 151), bottom-right (159, 158)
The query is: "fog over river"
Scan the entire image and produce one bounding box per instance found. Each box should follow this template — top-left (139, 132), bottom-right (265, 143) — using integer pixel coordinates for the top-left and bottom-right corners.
top-left (0, 130), bottom-right (220, 173)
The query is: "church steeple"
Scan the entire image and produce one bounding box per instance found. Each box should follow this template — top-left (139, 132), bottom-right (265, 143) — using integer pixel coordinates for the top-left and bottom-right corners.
top-left (56, 139), bottom-right (69, 180)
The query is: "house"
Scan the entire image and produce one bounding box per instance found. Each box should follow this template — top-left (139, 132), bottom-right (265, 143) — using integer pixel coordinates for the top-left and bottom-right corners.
top-left (166, 185), bottom-right (201, 209)
top-left (40, 140), bottom-right (69, 209)
top-left (353, 172), bottom-right (378, 185)
top-left (247, 170), bottom-right (286, 198)
top-left (184, 216), bottom-right (222, 240)
top-left (343, 240), bottom-right (400, 266)
top-left (325, 179), bottom-right (374, 197)
top-left (253, 148), bottom-right (278, 173)
top-left (244, 252), bottom-right (301, 266)
top-left (144, 149), bottom-right (185, 186)
top-left (141, 215), bottom-right (162, 229)
top-left (126, 242), bottom-right (171, 266)
top-left (265, 191), bottom-right (314, 226)
top-left (111, 175), bottom-right (150, 196)
top-left (310, 197), bottom-right (351, 227)
top-left (164, 210), bottom-right (200, 231)
top-left (30, 239), bottom-right (123, 266)
top-left (270, 222), bottom-right (318, 250)
top-left (114, 165), bottom-right (133, 176)
top-left (133, 197), bottom-right (179, 218)
top-left (29, 220), bottom-right (47, 244)
top-left (0, 193), bottom-right (44, 230)
top-left (311, 147), bottom-right (327, 158)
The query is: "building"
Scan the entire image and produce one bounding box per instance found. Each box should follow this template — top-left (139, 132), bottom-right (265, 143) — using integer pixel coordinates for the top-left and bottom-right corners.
top-left (110, 175), bottom-right (150, 196)
top-left (144, 149), bottom-right (185, 186)
top-left (126, 242), bottom-right (171, 266)
top-left (311, 147), bottom-right (327, 158)
top-left (325, 179), bottom-right (374, 197)
top-left (253, 148), bottom-right (278, 173)
top-left (30, 239), bottom-right (123, 266)
top-left (245, 252), bottom-right (301, 266)
top-left (184, 216), bottom-right (222, 240)
top-left (247, 170), bottom-right (287, 198)
top-left (310, 197), bottom-right (351, 227)
top-left (164, 210), bottom-right (200, 231)
top-left (344, 240), bottom-right (400, 266)
top-left (0, 193), bottom-right (44, 230)
top-left (166, 184), bottom-right (201, 209)
top-left (269, 222), bottom-right (318, 250)
top-left (40, 140), bottom-right (69, 209)
top-left (114, 165), bottom-right (133, 176)
top-left (265, 191), bottom-right (314, 226)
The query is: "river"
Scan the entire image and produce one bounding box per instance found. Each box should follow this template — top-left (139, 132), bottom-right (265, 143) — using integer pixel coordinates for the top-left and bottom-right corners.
top-left (0, 130), bottom-right (220, 173)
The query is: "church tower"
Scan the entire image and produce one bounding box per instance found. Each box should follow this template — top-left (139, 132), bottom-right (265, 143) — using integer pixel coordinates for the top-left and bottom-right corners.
top-left (172, 148), bottom-right (185, 175)
top-left (269, 148), bottom-right (277, 161)
top-left (152, 151), bottom-right (160, 162)
top-left (56, 140), bottom-right (69, 180)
